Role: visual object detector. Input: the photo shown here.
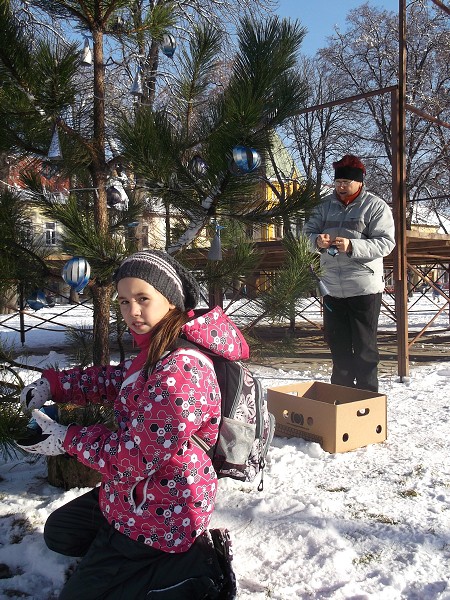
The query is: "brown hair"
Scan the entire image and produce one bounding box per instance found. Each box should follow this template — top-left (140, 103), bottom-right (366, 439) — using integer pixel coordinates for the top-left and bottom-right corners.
top-left (144, 308), bottom-right (191, 371)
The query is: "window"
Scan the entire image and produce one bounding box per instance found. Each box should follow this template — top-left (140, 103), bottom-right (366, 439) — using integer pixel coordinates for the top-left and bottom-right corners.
top-left (45, 222), bottom-right (57, 246)
top-left (295, 218), bottom-right (304, 238)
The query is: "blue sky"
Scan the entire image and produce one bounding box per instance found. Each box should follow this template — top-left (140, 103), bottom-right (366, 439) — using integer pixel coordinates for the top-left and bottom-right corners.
top-left (274, 0), bottom-right (399, 55)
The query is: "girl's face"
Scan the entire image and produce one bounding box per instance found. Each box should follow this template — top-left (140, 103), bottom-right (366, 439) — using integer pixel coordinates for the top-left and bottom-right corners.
top-left (117, 277), bottom-right (175, 334)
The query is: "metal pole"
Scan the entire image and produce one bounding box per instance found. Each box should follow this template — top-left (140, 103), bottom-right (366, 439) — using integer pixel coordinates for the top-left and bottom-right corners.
top-left (392, 0), bottom-right (409, 380)
top-left (429, 0), bottom-right (450, 17)
top-left (19, 283), bottom-right (26, 346)
top-left (448, 265), bottom-right (450, 327)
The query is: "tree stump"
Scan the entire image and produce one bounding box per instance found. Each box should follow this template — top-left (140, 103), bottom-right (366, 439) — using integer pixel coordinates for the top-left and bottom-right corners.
top-left (47, 455), bottom-right (101, 490)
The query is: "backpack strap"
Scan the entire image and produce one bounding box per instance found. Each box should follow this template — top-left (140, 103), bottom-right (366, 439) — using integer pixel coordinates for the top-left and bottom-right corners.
top-left (191, 433), bottom-right (215, 459)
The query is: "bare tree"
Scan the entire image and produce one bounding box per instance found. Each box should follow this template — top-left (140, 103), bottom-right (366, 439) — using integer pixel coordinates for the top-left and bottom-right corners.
top-left (282, 56), bottom-right (356, 198)
top-left (289, 0), bottom-right (450, 226)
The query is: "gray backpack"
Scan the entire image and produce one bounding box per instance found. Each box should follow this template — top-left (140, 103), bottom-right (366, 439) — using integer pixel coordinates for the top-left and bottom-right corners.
top-left (172, 338), bottom-right (275, 490)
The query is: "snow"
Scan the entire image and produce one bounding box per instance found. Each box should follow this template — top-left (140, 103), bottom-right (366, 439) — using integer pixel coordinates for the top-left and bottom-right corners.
top-left (1, 296), bottom-right (450, 599)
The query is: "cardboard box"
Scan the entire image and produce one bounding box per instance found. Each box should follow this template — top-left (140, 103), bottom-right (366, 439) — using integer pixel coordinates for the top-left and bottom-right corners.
top-left (267, 381), bottom-right (387, 453)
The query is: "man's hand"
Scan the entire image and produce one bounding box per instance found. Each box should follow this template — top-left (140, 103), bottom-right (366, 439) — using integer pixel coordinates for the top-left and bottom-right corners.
top-left (20, 378), bottom-right (51, 412)
top-left (316, 234), bottom-right (331, 249)
top-left (16, 410), bottom-right (68, 456)
top-left (332, 237), bottom-right (352, 253)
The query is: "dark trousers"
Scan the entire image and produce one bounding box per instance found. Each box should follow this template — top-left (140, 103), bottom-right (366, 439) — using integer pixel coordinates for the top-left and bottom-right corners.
top-left (322, 293), bottom-right (382, 392)
top-left (44, 488), bottom-right (222, 600)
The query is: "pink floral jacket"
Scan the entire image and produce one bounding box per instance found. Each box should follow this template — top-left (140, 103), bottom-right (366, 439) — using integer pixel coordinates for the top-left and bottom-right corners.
top-left (43, 307), bottom-right (249, 553)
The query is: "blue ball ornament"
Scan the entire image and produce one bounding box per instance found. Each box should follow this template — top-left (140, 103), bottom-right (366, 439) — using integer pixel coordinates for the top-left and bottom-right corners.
top-left (27, 290), bottom-right (48, 311)
top-left (62, 257), bottom-right (91, 293)
top-left (161, 33), bottom-right (176, 58)
top-left (107, 186), bottom-right (123, 208)
top-left (230, 145), bottom-right (261, 174)
top-left (189, 155), bottom-right (208, 178)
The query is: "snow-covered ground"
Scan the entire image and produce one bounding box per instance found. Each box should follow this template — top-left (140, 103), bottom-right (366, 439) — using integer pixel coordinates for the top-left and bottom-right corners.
top-left (1, 295), bottom-right (450, 599)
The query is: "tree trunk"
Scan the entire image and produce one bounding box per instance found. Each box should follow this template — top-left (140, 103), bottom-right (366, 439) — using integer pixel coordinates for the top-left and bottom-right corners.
top-left (69, 287), bottom-right (79, 304)
top-left (289, 303), bottom-right (296, 332)
top-left (0, 287), bottom-right (18, 314)
top-left (91, 283), bottom-right (113, 365)
top-left (47, 455), bottom-right (101, 490)
top-left (89, 27), bottom-right (112, 367)
top-left (208, 283), bottom-right (223, 309)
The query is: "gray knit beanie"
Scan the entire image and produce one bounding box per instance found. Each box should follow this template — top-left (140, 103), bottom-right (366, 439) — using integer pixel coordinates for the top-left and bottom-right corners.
top-left (113, 250), bottom-right (200, 311)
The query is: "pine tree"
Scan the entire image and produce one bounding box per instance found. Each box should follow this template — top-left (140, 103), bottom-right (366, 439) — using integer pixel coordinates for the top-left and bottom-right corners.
top-left (0, 1), bottom-right (319, 367)
top-left (0, 187), bottom-right (53, 311)
top-left (118, 16), bottom-right (316, 254)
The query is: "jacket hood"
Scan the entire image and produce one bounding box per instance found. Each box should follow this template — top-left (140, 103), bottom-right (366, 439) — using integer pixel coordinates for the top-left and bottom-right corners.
top-left (128, 306), bottom-right (249, 362)
top-left (182, 306), bottom-right (249, 361)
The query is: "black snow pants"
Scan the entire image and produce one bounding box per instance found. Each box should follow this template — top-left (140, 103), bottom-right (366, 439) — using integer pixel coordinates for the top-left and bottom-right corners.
top-left (322, 292), bottom-right (382, 392)
top-left (44, 488), bottom-right (223, 600)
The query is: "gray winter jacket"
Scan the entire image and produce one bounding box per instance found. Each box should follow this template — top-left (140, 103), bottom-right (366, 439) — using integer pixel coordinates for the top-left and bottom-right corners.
top-left (303, 186), bottom-right (395, 298)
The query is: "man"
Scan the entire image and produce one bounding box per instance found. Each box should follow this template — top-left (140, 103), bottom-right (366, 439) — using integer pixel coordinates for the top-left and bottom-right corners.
top-left (303, 154), bottom-right (395, 392)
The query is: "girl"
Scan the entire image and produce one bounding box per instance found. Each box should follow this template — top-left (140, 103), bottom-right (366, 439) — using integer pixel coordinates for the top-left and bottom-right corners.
top-left (18, 250), bottom-right (249, 599)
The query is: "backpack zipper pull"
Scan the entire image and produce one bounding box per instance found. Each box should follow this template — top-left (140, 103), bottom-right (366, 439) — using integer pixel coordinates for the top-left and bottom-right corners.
top-left (257, 457), bottom-right (265, 492)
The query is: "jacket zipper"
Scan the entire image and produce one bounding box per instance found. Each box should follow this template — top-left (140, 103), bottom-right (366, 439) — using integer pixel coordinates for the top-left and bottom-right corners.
top-left (329, 200), bottom-right (375, 277)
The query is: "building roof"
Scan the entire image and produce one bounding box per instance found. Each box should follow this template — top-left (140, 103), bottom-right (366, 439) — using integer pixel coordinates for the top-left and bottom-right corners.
top-left (412, 202), bottom-right (450, 235)
top-left (265, 133), bottom-right (300, 181)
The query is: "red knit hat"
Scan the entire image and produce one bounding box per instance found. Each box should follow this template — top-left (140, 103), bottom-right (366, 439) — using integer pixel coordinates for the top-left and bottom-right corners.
top-left (333, 154), bottom-right (366, 182)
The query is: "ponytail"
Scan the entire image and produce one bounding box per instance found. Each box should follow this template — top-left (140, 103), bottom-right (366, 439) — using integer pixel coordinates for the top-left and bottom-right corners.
top-left (144, 308), bottom-right (191, 371)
